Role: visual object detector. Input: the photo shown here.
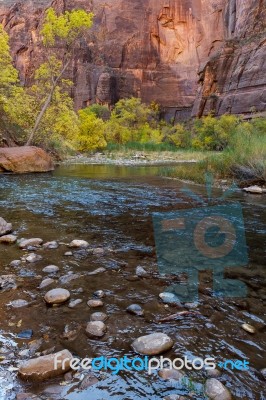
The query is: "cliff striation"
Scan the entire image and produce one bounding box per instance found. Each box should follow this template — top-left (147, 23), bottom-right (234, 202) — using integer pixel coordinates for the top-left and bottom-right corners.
top-left (0, 0), bottom-right (265, 120)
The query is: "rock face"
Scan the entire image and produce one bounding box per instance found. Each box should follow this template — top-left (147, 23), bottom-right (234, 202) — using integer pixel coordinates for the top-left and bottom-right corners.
top-left (18, 350), bottom-right (73, 380)
top-left (0, 147), bottom-right (54, 173)
top-left (0, 1), bottom-right (264, 120)
top-left (0, 218), bottom-right (12, 236)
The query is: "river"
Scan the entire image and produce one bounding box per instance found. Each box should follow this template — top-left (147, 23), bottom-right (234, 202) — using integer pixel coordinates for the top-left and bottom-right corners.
top-left (0, 164), bottom-right (265, 399)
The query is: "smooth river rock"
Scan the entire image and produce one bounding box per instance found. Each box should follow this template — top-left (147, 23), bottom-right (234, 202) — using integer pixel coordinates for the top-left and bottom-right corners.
top-left (86, 321), bottom-right (107, 338)
top-left (18, 349), bottom-right (73, 380)
top-left (126, 304), bottom-right (144, 316)
top-left (19, 238), bottom-right (43, 249)
top-left (44, 289), bottom-right (71, 305)
top-left (132, 333), bottom-right (174, 355)
top-left (87, 299), bottom-right (104, 308)
top-left (39, 278), bottom-right (55, 289)
top-left (43, 241), bottom-right (59, 249)
top-left (69, 240), bottom-right (89, 248)
top-left (158, 369), bottom-right (184, 381)
top-left (0, 234), bottom-right (17, 244)
top-left (26, 254), bottom-right (43, 263)
top-left (0, 217), bottom-right (12, 236)
top-left (243, 186), bottom-right (263, 194)
top-left (42, 265), bottom-right (59, 274)
top-left (90, 312), bottom-right (108, 322)
top-left (205, 378), bottom-right (232, 400)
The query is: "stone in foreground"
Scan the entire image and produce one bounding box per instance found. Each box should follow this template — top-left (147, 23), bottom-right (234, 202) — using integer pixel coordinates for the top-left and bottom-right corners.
top-left (132, 333), bottom-right (173, 355)
top-left (158, 368), bottom-right (184, 381)
top-left (0, 217), bottom-right (12, 236)
top-left (42, 265), bottom-right (59, 274)
top-left (0, 146), bottom-right (54, 173)
top-left (86, 321), bottom-right (107, 338)
top-left (44, 288), bottom-right (70, 305)
top-left (205, 378), bottom-right (232, 400)
top-left (18, 349), bottom-right (73, 380)
top-left (243, 185), bottom-right (263, 194)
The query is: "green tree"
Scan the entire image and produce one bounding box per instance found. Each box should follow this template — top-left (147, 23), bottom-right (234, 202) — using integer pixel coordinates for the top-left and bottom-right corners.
top-left (25, 8), bottom-right (93, 146)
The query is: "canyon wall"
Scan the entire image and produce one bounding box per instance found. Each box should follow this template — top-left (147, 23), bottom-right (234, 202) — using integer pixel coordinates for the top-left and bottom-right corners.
top-left (0, 0), bottom-right (265, 120)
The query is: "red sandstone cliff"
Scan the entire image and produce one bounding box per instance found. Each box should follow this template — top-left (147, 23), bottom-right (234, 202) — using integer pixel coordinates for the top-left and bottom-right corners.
top-left (0, 0), bottom-right (265, 121)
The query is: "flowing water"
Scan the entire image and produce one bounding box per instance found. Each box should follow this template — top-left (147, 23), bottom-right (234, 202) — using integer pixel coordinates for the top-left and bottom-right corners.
top-left (0, 164), bottom-right (265, 399)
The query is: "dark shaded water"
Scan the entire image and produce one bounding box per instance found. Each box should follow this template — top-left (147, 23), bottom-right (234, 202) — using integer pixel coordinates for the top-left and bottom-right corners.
top-left (0, 164), bottom-right (265, 399)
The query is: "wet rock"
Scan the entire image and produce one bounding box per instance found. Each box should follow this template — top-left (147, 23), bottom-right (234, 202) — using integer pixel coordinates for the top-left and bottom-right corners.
top-left (28, 339), bottom-right (43, 356)
top-left (206, 368), bottom-right (222, 378)
top-left (87, 267), bottom-right (106, 275)
top-left (9, 299), bottom-right (29, 308)
top-left (87, 299), bottom-right (104, 308)
top-left (68, 299), bottom-right (83, 308)
top-left (260, 368), bottom-right (266, 379)
top-left (44, 288), bottom-right (71, 305)
top-left (90, 312), bottom-right (108, 322)
top-left (159, 369), bottom-right (184, 381)
top-left (159, 292), bottom-right (181, 305)
top-left (0, 146), bottom-right (54, 173)
top-left (243, 185), bottom-right (263, 194)
top-left (93, 247), bottom-right (105, 255)
top-left (136, 266), bottom-right (149, 277)
top-left (59, 273), bottom-right (80, 285)
top-left (43, 241), bottom-right (59, 249)
top-left (126, 304), bottom-right (144, 316)
top-left (16, 392), bottom-right (37, 400)
top-left (205, 378), bottom-right (232, 400)
top-left (10, 260), bottom-right (22, 267)
top-left (19, 238), bottom-right (43, 249)
top-left (61, 323), bottom-right (82, 341)
top-left (39, 278), bottom-right (55, 289)
top-left (93, 290), bottom-right (105, 298)
top-left (18, 349), bottom-right (73, 380)
top-left (241, 323), bottom-right (256, 334)
top-left (64, 251), bottom-right (73, 256)
top-left (80, 373), bottom-right (99, 389)
top-left (17, 330), bottom-right (33, 339)
top-left (0, 217), bottom-right (12, 236)
top-left (26, 253), bottom-right (43, 263)
top-left (0, 234), bottom-right (17, 244)
top-left (163, 395), bottom-right (186, 400)
top-left (86, 321), bottom-right (107, 338)
top-left (132, 333), bottom-right (173, 355)
top-left (69, 240), bottom-right (89, 248)
top-left (42, 265), bottom-right (59, 274)
top-left (0, 275), bottom-right (17, 291)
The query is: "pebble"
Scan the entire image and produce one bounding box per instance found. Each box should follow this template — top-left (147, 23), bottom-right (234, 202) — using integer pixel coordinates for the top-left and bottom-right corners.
top-left (90, 312), bottom-right (108, 322)
top-left (205, 368), bottom-right (222, 378)
top-left (39, 278), bottom-right (55, 289)
top-left (0, 275), bottom-right (17, 291)
top-left (87, 299), bottom-right (104, 308)
top-left (0, 217), bottom-right (12, 236)
top-left (19, 238), bottom-right (43, 249)
top-left (241, 323), bottom-right (256, 334)
top-left (205, 378), bottom-right (232, 400)
top-left (10, 260), bottom-right (21, 267)
top-left (17, 330), bottom-right (33, 339)
top-left (243, 185), bottom-right (263, 194)
top-left (42, 265), bottom-right (59, 274)
top-left (68, 299), bottom-right (83, 308)
top-left (260, 368), bottom-right (266, 379)
top-left (158, 369), bottom-right (184, 381)
top-left (59, 273), bottom-right (80, 284)
top-left (163, 395), bottom-right (186, 400)
top-left (87, 267), bottom-right (106, 275)
top-left (43, 241), bottom-right (59, 249)
top-left (79, 373), bottom-right (99, 389)
top-left (159, 292), bottom-right (181, 305)
top-left (9, 300), bottom-right (29, 308)
top-left (26, 254), bottom-right (43, 263)
top-left (44, 288), bottom-right (71, 305)
top-left (69, 240), bottom-right (89, 248)
top-left (93, 247), bottom-right (105, 255)
top-left (0, 234), bottom-right (17, 244)
top-left (93, 290), bottom-right (105, 298)
top-left (132, 333), bottom-right (174, 355)
top-left (18, 349), bottom-right (73, 380)
top-left (136, 266), bottom-right (149, 277)
top-left (86, 321), bottom-right (107, 338)
top-left (126, 304), bottom-right (144, 316)
top-left (64, 251), bottom-right (73, 256)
